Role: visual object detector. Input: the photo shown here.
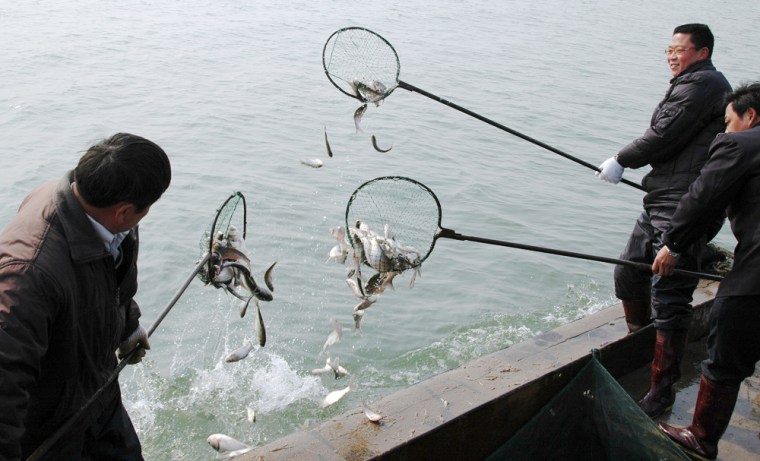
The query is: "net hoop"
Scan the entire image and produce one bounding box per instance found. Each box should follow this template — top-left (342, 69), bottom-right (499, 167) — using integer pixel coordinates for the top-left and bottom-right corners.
top-left (322, 26), bottom-right (401, 104)
top-left (345, 176), bottom-right (442, 268)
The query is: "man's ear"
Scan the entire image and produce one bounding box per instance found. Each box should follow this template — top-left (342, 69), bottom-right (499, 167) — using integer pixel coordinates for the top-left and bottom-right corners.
top-left (113, 202), bottom-right (134, 226)
top-left (746, 107), bottom-right (758, 127)
top-left (697, 47), bottom-right (710, 60)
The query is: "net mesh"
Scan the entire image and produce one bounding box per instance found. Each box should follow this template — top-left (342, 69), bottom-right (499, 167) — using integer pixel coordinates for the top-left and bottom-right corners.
top-left (345, 176), bottom-right (441, 267)
top-left (196, 192), bottom-right (246, 283)
top-left (323, 27), bottom-right (400, 101)
top-left (486, 351), bottom-right (691, 461)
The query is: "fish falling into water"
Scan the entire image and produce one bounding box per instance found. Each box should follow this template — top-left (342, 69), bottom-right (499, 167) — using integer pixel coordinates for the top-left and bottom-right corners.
top-left (264, 260), bottom-right (276, 292)
top-left (310, 356), bottom-right (348, 379)
top-left (255, 299), bottom-right (266, 347)
top-left (371, 134), bottom-right (392, 153)
top-left (320, 317), bottom-right (343, 355)
top-left (224, 342), bottom-right (254, 363)
top-left (324, 126), bottom-right (334, 157)
top-left (320, 379), bottom-right (355, 408)
top-left (354, 103), bottom-right (367, 133)
top-left (300, 158), bottom-right (324, 168)
top-left (207, 433), bottom-right (253, 459)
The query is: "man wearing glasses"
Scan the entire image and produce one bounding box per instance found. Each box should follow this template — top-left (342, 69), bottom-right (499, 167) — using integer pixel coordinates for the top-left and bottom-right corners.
top-left (595, 24), bottom-right (732, 418)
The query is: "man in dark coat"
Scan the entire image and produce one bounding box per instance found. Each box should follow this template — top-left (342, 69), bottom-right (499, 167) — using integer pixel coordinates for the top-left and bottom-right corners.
top-left (595, 23), bottom-right (732, 418)
top-left (0, 133), bottom-right (172, 460)
top-left (652, 82), bottom-right (760, 460)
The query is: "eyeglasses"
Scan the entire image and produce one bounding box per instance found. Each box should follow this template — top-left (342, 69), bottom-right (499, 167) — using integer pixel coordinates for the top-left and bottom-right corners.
top-left (664, 47), bottom-right (693, 56)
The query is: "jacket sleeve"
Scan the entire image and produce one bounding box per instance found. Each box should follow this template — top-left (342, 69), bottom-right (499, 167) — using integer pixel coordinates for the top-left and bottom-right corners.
top-left (663, 134), bottom-right (746, 253)
top-left (122, 298), bottom-right (141, 341)
top-left (0, 264), bottom-right (59, 460)
top-left (617, 76), bottom-right (720, 169)
top-left (120, 228), bottom-right (142, 341)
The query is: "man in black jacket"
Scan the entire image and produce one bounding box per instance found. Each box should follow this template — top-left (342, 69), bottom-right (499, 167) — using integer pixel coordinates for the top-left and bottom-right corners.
top-left (595, 23), bottom-right (732, 418)
top-left (652, 82), bottom-right (760, 461)
top-left (0, 133), bottom-right (171, 460)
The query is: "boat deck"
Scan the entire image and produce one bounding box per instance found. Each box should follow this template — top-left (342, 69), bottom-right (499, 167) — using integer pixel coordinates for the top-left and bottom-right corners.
top-left (238, 280), bottom-right (759, 460)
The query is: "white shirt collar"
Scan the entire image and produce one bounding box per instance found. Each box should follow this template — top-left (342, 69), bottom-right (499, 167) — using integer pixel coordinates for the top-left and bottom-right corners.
top-left (85, 212), bottom-right (129, 260)
top-left (72, 182), bottom-right (128, 260)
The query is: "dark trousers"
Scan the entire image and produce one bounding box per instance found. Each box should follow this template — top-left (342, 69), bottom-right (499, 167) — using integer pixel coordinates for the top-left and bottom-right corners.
top-left (702, 294), bottom-right (760, 386)
top-left (614, 208), bottom-right (700, 330)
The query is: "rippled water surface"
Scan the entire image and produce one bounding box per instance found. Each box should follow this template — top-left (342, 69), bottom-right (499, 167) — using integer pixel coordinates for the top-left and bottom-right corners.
top-left (1, 0), bottom-right (757, 458)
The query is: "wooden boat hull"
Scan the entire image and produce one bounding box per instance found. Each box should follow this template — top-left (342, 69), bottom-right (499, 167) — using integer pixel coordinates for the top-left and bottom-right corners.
top-left (238, 280), bottom-right (759, 460)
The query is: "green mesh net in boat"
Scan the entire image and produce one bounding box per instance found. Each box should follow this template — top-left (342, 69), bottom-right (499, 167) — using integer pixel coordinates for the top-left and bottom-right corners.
top-left (486, 350), bottom-right (690, 461)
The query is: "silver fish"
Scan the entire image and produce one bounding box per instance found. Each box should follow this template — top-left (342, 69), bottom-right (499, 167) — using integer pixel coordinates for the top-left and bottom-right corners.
top-left (361, 235), bottom-right (393, 272)
top-left (327, 244), bottom-right (348, 264)
top-left (352, 309), bottom-right (365, 331)
top-left (364, 272), bottom-right (386, 296)
top-left (328, 356), bottom-right (349, 379)
top-left (409, 265), bottom-right (422, 288)
top-left (224, 342), bottom-right (254, 363)
top-left (352, 80), bottom-right (387, 105)
top-left (310, 358), bottom-right (333, 376)
top-left (324, 127), bottom-right (333, 158)
top-left (321, 317), bottom-right (343, 355)
top-left (365, 271), bottom-right (398, 295)
top-left (207, 433), bottom-right (250, 452)
top-left (320, 381), bottom-right (353, 408)
top-left (371, 134), bottom-right (393, 153)
top-left (264, 261), bottom-right (276, 292)
top-left (361, 400), bottom-right (384, 423)
top-left (353, 298), bottom-right (376, 311)
top-left (354, 104), bottom-right (367, 133)
top-left (239, 297), bottom-right (251, 318)
top-left (300, 158), bottom-right (324, 168)
top-left (227, 261), bottom-right (273, 302)
top-left (345, 277), bottom-right (367, 300)
top-left (255, 299), bottom-right (266, 347)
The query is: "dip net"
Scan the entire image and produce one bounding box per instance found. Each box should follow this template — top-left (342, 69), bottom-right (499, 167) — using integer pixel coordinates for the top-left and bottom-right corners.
top-left (486, 350), bottom-right (690, 461)
top-left (196, 191), bottom-right (247, 284)
top-left (323, 26), bottom-right (400, 103)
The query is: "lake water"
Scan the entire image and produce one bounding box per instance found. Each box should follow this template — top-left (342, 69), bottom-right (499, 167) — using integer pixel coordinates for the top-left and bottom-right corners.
top-left (1, 0), bottom-right (757, 458)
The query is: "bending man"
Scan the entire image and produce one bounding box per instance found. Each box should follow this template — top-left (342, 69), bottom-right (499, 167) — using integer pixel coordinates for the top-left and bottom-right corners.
top-left (0, 133), bottom-right (172, 460)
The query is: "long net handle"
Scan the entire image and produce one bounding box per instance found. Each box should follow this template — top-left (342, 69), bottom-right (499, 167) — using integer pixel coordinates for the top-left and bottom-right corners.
top-left (396, 80), bottom-right (645, 192)
top-left (437, 228), bottom-right (722, 281)
top-left (25, 253), bottom-right (211, 461)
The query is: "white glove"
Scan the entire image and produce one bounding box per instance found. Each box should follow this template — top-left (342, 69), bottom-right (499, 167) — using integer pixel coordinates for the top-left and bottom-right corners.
top-left (596, 156), bottom-right (624, 184)
top-left (117, 324), bottom-right (150, 364)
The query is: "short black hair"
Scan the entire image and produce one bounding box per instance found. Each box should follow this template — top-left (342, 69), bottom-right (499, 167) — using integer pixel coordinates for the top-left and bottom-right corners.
top-left (673, 23), bottom-right (715, 58)
top-left (726, 82), bottom-right (760, 118)
top-left (75, 133), bottom-right (171, 211)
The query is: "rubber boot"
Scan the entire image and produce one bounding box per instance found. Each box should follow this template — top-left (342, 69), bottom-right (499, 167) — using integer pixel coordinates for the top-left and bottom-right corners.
top-left (622, 299), bottom-right (652, 333)
top-left (638, 328), bottom-right (689, 418)
top-left (659, 375), bottom-right (740, 460)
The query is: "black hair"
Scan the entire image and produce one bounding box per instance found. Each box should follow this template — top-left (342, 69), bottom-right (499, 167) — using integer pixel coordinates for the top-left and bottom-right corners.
top-left (673, 23), bottom-right (715, 58)
top-left (726, 82), bottom-right (760, 118)
top-left (75, 133), bottom-right (172, 211)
